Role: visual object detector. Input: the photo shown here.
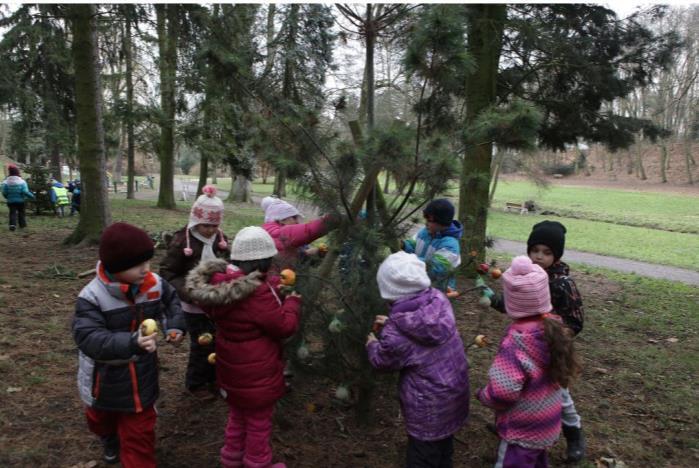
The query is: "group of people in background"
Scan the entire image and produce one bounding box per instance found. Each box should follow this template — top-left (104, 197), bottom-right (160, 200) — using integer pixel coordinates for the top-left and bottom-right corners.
top-left (31, 167), bottom-right (584, 468)
top-left (1, 164), bottom-right (80, 229)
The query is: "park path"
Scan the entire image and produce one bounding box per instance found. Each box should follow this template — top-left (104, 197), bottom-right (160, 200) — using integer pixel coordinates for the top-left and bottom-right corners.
top-left (163, 179), bottom-right (699, 286)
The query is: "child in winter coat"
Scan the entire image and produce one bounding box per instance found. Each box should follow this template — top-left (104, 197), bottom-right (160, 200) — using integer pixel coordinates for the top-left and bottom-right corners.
top-left (186, 226), bottom-right (301, 468)
top-left (403, 198), bottom-right (463, 292)
top-left (2, 164), bottom-right (35, 230)
top-left (477, 256), bottom-right (581, 468)
top-left (260, 196), bottom-right (331, 269)
top-left (49, 178), bottom-right (70, 217)
top-left (159, 185), bottom-right (230, 399)
top-left (72, 222), bottom-right (185, 467)
top-left (486, 221), bottom-right (586, 462)
top-left (366, 251), bottom-right (470, 468)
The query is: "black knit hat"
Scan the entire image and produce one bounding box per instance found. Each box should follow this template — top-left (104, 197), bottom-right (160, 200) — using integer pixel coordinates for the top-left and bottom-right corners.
top-left (99, 222), bottom-right (154, 273)
top-left (423, 199), bottom-right (455, 226)
top-left (527, 220), bottom-right (567, 260)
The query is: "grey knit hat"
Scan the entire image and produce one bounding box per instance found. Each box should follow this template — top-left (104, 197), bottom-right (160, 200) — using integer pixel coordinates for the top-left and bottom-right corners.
top-left (376, 251), bottom-right (431, 301)
top-left (230, 226), bottom-right (278, 261)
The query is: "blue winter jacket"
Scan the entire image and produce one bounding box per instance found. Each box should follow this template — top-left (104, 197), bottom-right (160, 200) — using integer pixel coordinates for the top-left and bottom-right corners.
top-left (2, 176), bottom-right (35, 204)
top-left (403, 221), bottom-right (463, 291)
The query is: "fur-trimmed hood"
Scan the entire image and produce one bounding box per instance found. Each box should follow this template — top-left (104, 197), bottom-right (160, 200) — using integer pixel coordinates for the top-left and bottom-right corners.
top-left (185, 258), bottom-right (262, 306)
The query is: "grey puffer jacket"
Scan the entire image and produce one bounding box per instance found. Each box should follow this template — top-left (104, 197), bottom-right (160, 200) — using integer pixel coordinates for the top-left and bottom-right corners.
top-left (72, 262), bottom-right (185, 413)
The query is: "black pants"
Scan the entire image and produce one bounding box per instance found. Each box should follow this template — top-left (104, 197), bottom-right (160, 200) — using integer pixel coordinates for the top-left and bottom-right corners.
top-left (406, 435), bottom-right (454, 468)
top-left (7, 202), bottom-right (26, 229)
top-left (184, 312), bottom-right (216, 391)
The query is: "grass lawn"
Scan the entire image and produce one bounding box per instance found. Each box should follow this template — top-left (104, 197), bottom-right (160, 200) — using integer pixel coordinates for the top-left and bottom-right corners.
top-left (492, 180), bottom-right (699, 234)
top-left (487, 210), bottom-right (699, 271)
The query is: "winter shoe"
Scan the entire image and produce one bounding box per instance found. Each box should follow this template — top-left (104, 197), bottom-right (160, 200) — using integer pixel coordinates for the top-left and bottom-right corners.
top-left (220, 447), bottom-right (244, 468)
top-left (9, 225), bottom-right (15, 231)
top-left (562, 424), bottom-right (586, 463)
top-left (101, 435), bottom-right (120, 464)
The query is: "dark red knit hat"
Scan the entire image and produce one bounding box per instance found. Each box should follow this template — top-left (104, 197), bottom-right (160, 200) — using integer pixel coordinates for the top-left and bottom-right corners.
top-left (7, 164), bottom-right (20, 176)
top-left (99, 222), bottom-right (154, 273)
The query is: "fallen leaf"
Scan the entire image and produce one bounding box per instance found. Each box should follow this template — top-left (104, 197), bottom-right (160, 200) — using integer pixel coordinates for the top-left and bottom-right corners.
top-left (666, 337), bottom-right (679, 343)
top-left (593, 367), bottom-right (609, 375)
top-left (647, 339), bottom-right (658, 344)
top-left (0, 354), bottom-right (10, 361)
top-left (305, 403), bottom-right (316, 413)
top-left (6, 386), bottom-right (22, 393)
top-left (53, 294), bottom-right (60, 298)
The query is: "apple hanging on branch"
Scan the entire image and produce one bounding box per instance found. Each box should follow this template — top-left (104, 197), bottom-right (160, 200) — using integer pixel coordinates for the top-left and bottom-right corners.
top-left (198, 333), bottom-right (213, 346)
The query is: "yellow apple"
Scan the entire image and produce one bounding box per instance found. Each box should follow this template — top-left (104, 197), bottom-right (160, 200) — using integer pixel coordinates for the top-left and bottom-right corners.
top-left (140, 319), bottom-right (158, 337)
top-left (474, 334), bottom-right (489, 348)
top-left (207, 353), bottom-right (216, 364)
top-left (198, 333), bottom-right (213, 346)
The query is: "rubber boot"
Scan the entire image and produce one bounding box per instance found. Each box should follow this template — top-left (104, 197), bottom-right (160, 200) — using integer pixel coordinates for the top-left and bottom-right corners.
top-left (562, 424), bottom-right (586, 463)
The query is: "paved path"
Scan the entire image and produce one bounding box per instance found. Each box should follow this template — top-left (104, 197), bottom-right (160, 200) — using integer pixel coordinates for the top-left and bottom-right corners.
top-left (150, 180), bottom-right (699, 286)
top-left (491, 238), bottom-right (699, 286)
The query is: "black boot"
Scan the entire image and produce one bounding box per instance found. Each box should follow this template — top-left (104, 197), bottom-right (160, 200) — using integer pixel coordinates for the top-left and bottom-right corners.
top-left (562, 424), bottom-right (586, 463)
top-left (101, 434), bottom-right (120, 464)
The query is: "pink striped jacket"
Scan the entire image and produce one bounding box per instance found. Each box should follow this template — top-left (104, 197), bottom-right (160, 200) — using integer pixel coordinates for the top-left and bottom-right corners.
top-left (477, 317), bottom-right (562, 449)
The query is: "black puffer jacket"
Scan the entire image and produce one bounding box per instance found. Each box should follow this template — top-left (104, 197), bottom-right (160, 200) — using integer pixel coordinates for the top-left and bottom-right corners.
top-left (72, 263), bottom-right (185, 412)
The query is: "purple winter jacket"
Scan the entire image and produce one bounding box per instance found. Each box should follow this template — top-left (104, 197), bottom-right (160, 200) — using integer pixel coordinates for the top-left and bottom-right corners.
top-left (367, 288), bottom-right (470, 441)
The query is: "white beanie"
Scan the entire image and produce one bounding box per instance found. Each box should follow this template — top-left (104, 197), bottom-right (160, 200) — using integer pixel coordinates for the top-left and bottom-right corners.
top-left (184, 185), bottom-right (227, 256)
top-left (376, 251), bottom-right (431, 301)
top-left (264, 198), bottom-right (303, 222)
top-left (230, 226), bottom-right (278, 261)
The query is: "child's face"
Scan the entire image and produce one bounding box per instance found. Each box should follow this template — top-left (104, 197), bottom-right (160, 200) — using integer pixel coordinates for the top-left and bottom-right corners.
top-left (113, 261), bottom-right (150, 285)
top-left (195, 223), bottom-right (219, 239)
top-left (528, 244), bottom-right (555, 269)
top-left (280, 215), bottom-right (300, 225)
top-left (425, 219), bottom-right (446, 236)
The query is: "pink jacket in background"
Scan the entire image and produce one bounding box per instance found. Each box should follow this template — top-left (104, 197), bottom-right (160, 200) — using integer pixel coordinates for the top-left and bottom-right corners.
top-left (262, 217), bottom-right (328, 268)
top-left (477, 317), bottom-right (562, 449)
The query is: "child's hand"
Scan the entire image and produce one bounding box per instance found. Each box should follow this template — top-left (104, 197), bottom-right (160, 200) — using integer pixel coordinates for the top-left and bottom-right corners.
top-left (305, 247), bottom-right (320, 257)
top-left (366, 332), bottom-right (378, 345)
top-left (374, 315), bottom-right (388, 325)
top-left (288, 291), bottom-right (302, 299)
top-left (137, 330), bottom-right (157, 353)
top-left (166, 331), bottom-right (184, 346)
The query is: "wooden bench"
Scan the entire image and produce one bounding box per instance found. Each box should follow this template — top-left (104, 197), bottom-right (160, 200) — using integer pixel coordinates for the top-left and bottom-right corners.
top-left (505, 202), bottom-right (528, 214)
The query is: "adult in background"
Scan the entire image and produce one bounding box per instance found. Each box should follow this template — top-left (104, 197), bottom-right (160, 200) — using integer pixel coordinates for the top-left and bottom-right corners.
top-left (2, 164), bottom-right (35, 231)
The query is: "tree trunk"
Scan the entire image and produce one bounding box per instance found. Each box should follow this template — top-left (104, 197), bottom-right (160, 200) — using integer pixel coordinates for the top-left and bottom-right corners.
top-left (489, 148), bottom-right (505, 205)
top-left (124, 12), bottom-right (136, 199)
top-left (156, 5), bottom-right (177, 209)
top-left (262, 4), bottom-right (277, 76)
top-left (49, 143), bottom-right (62, 182)
top-left (228, 170), bottom-right (251, 203)
top-left (114, 125), bottom-right (125, 183)
top-left (660, 143), bottom-right (668, 183)
top-left (636, 142), bottom-right (647, 180)
top-left (459, 4), bottom-right (506, 268)
top-left (273, 169), bottom-right (286, 197)
top-left (66, 4), bottom-right (111, 244)
top-left (685, 139), bottom-right (695, 185)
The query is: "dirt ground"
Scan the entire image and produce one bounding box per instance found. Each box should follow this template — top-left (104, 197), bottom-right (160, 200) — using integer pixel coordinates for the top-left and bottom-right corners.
top-left (0, 224), bottom-right (696, 468)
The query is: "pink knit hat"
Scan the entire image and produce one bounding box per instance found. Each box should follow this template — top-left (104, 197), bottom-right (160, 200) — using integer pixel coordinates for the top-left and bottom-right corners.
top-left (502, 255), bottom-right (552, 319)
top-left (184, 185), bottom-right (227, 256)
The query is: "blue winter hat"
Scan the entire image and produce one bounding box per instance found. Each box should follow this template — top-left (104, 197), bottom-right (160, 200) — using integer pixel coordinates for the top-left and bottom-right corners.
top-left (423, 199), bottom-right (455, 226)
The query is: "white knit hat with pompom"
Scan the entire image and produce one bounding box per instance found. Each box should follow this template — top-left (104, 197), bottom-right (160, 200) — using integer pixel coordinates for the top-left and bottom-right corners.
top-left (184, 185), bottom-right (227, 256)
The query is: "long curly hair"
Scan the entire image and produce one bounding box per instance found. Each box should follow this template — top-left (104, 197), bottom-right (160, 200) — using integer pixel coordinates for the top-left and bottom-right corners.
top-left (544, 316), bottom-right (582, 388)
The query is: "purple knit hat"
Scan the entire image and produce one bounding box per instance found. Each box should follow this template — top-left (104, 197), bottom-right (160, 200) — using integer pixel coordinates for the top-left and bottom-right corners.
top-left (502, 256), bottom-right (552, 319)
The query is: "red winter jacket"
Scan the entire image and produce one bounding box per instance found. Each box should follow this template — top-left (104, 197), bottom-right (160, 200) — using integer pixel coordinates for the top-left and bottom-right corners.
top-left (185, 259), bottom-right (300, 409)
